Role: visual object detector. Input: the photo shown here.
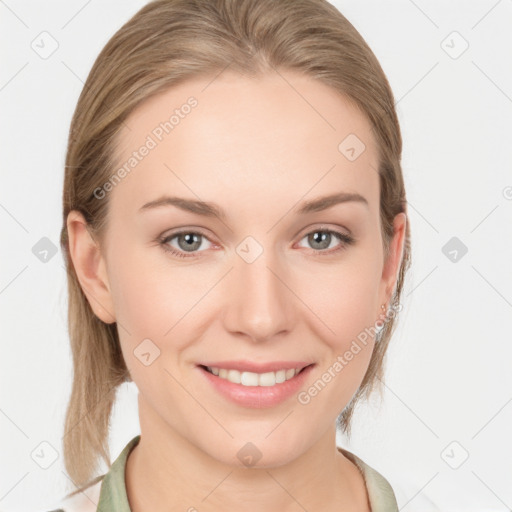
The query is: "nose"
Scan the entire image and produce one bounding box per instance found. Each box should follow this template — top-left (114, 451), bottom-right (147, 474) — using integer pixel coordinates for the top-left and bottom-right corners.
top-left (221, 247), bottom-right (296, 343)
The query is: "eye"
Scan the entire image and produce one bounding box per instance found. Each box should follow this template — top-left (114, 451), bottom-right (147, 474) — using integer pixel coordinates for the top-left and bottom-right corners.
top-left (158, 226), bottom-right (355, 259)
top-left (296, 227), bottom-right (355, 256)
top-left (158, 230), bottom-right (214, 259)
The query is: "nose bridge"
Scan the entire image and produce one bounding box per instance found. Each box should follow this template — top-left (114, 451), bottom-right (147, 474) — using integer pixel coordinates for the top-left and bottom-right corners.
top-left (222, 240), bottom-right (294, 341)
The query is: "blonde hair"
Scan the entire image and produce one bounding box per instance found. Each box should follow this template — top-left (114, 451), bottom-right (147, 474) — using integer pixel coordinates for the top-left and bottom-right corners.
top-left (60, 0), bottom-right (411, 493)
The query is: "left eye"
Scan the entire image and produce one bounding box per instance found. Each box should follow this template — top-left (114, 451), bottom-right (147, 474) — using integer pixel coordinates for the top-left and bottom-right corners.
top-left (297, 229), bottom-right (354, 253)
top-left (158, 228), bottom-right (354, 259)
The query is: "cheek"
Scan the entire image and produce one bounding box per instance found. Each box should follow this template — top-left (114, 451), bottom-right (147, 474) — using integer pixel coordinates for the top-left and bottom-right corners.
top-left (109, 254), bottom-right (193, 400)
top-left (297, 257), bottom-right (381, 343)
top-left (293, 251), bottom-right (381, 397)
top-left (107, 243), bottom-right (187, 332)
top-left (107, 247), bottom-right (212, 373)
top-left (295, 272), bottom-right (378, 414)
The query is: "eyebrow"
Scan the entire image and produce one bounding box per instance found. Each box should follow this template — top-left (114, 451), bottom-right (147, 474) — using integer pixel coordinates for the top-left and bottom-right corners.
top-left (138, 192), bottom-right (369, 220)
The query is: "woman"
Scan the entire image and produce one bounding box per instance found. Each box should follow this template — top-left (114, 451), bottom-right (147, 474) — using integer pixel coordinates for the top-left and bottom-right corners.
top-left (53, 0), bottom-right (411, 510)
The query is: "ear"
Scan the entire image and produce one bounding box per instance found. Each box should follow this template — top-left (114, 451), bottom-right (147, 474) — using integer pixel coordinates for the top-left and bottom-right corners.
top-left (379, 212), bottom-right (407, 309)
top-left (66, 210), bottom-right (116, 324)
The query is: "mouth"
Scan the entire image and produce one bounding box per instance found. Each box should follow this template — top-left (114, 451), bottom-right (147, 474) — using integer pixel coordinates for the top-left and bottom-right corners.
top-left (197, 363), bottom-right (315, 387)
top-left (196, 362), bottom-right (316, 408)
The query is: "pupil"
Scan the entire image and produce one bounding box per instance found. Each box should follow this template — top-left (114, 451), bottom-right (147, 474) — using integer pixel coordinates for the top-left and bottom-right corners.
top-left (180, 233), bottom-right (200, 251)
top-left (311, 231), bottom-right (329, 249)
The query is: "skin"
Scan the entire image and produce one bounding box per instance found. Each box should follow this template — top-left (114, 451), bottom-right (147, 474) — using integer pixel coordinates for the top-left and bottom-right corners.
top-left (67, 69), bottom-right (406, 511)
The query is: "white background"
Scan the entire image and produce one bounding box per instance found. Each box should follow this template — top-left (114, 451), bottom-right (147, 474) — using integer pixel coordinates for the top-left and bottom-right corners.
top-left (1, 1), bottom-right (511, 511)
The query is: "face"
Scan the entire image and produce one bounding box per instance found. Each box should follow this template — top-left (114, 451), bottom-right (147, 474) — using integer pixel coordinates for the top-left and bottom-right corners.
top-left (69, 69), bottom-right (406, 468)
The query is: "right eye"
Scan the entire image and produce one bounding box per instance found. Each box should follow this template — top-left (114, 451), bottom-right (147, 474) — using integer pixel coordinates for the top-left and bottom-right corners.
top-left (158, 230), bottom-right (214, 258)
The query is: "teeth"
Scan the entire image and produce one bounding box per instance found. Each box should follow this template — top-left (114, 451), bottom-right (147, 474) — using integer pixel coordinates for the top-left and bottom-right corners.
top-left (206, 366), bottom-right (303, 386)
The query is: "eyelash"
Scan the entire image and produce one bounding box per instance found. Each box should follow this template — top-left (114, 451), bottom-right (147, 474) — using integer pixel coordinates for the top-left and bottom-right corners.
top-left (157, 227), bottom-right (355, 259)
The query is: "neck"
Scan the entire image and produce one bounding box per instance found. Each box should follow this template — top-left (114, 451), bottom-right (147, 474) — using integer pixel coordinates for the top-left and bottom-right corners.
top-left (125, 396), bottom-right (370, 512)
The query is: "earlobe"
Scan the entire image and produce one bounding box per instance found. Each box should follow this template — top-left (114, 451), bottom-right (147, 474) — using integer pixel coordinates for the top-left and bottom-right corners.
top-left (66, 210), bottom-right (116, 324)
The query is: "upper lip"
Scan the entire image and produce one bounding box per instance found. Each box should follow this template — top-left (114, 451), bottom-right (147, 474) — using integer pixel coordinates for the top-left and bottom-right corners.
top-left (198, 360), bottom-right (315, 373)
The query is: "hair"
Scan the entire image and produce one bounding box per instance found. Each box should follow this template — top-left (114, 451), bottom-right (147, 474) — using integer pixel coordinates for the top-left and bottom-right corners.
top-left (59, 0), bottom-right (411, 494)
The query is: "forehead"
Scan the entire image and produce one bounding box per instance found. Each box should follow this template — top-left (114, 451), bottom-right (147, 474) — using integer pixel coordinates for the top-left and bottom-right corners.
top-left (109, 70), bottom-right (380, 218)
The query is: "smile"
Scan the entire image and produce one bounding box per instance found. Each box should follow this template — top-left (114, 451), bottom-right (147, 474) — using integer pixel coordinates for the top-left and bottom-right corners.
top-left (203, 365), bottom-right (306, 386)
top-left (197, 363), bottom-right (316, 408)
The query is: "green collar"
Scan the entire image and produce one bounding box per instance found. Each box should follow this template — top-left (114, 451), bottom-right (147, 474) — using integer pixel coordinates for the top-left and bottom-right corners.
top-left (97, 435), bottom-right (140, 511)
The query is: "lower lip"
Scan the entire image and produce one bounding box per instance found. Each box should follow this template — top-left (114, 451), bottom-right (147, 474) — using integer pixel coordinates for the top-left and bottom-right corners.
top-left (196, 364), bottom-right (315, 408)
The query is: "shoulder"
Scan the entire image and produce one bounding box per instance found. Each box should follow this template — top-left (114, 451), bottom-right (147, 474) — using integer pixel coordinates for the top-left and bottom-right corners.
top-left (41, 435), bottom-right (141, 512)
top-left (338, 445), bottom-right (399, 511)
top-left (337, 446), bottom-right (441, 511)
top-left (42, 476), bottom-right (103, 512)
